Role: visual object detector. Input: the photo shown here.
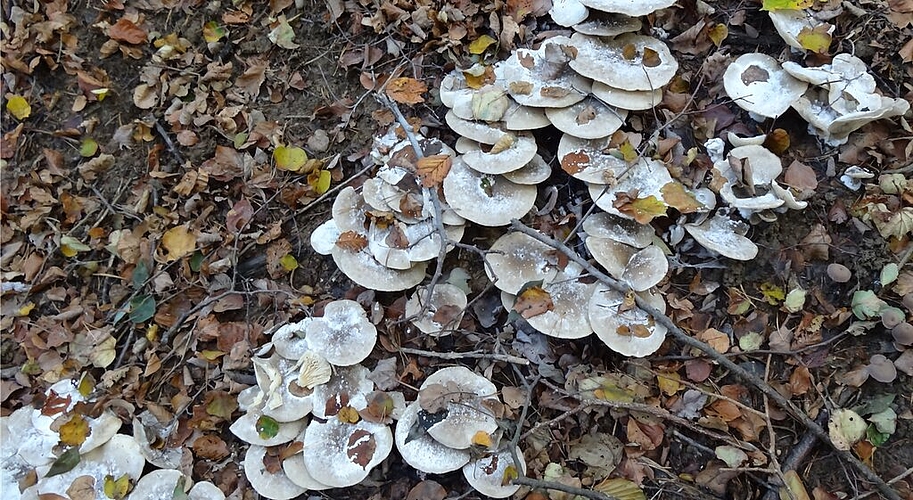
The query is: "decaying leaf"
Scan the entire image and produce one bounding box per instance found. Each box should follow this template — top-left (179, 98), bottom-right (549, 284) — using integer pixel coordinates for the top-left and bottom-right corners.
top-left (346, 428), bottom-right (377, 467)
top-left (513, 285), bottom-right (554, 319)
top-left (613, 193), bottom-right (666, 224)
top-left (797, 24), bottom-right (832, 54)
top-left (386, 77), bottom-right (427, 105)
top-left (416, 155), bottom-right (452, 187)
top-left (661, 181), bottom-right (703, 213)
top-left (490, 134), bottom-right (515, 154)
top-left (336, 231), bottom-right (368, 251)
top-left (59, 414), bottom-right (91, 446)
top-left (161, 224), bottom-right (196, 261)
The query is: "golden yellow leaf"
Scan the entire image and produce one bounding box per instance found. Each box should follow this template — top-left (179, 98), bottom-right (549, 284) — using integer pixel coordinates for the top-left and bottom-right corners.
top-left (6, 95), bottom-right (31, 120)
top-left (307, 169), bottom-right (331, 194)
top-left (279, 254), bottom-right (298, 271)
top-left (103, 474), bottom-right (131, 500)
top-left (416, 154), bottom-right (453, 188)
top-left (471, 430), bottom-right (493, 448)
top-left (274, 145), bottom-right (308, 172)
top-left (59, 414), bottom-right (91, 446)
top-left (613, 193), bottom-right (666, 224)
top-left (203, 21), bottom-right (227, 43)
top-left (708, 23), bottom-right (728, 47)
top-left (619, 140), bottom-right (637, 162)
top-left (660, 181), bottom-right (703, 214)
top-left (468, 35), bottom-right (497, 55)
top-left (501, 465), bottom-right (520, 486)
top-left (162, 225), bottom-right (196, 261)
top-left (16, 302), bottom-right (35, 316)
top-left (656, 371), bottom-right (682, 396)
top-left (797, 24), bottom-right (832, 54)
top-left (60, 235), bottom-right (91, 258)
top-left (337, 406), bottom-right (360, 424)
top-left (386, 77), bottom-right (427, 105)
top-left (761, 0), bottom-right (814, 10)
top-left (513, 286), bottom-right (554, 319)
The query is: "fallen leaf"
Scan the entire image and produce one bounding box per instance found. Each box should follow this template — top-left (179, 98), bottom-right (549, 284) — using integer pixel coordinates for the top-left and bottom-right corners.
top-left (386, 77), bottom-right (427, 105)
top-left (268, 16), bottom-right (299, 49)
top-left (797, 24), bottom-right (832, 54)
top-left (513, 285), bottom-right (554, 319)
top-left (347, 428), bottom-right (377, 467)
top-left (256, 415), bottom-right (280, 439)
top-left (6, 95), bottom-right (31, 120)
top-left (613, 193), bottom-right (666, 224)
top-left (274, 145), bottom-right (308, 172)
top-left (102, 474), bottom-right (131, 500)
top-left (469, 35), bottom-right (497, 54)
top-left (828, 408), bottom-right (866, 451)
top-left (109, 18), bottom-right (147, 44)
top-left (162, 225), bottom-right (196, 261)
top-left (699, 328), bottom-right (730, 353)
top-left (416, 155), bottom-right (452, 187)
top-left (203, 21), bottom-right (227, 42)
top-left (761, 0), bottom-right (814, 10)
top-left (336, 231), bottom-right (368, 251)
top-left (59, 414), bottom-right (91, 446)
top-left (779, 470), bottom-right (811, 500)
top-left (656, 371), bottom-right (682, 396)
top-left (489, 134), bottom-right (515, 154)
top-left (661, 181), bottom-right (703, 213)
top-left (708, 23), bottom-right (728, 47)
top-left (46, 447), bottom-right (80, 478)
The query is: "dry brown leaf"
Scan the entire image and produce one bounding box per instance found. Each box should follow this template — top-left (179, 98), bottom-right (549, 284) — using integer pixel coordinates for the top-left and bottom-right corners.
top-left (386, 77), bottom-right (427, 105)
top-left (561, 151), bottom-right (590, 174)
top-left (661, 181), bottom-right (703, 214)
top-left (108, 18), bottom-right (147, 44)
top-left (336, 231), bottom-right (368, 251)
top-left (789, 365), bottom-right (812, 395)
top-left (416, 154), bottom-right (452, 187)
top-left (513, 286), bottom-right (554, 319)
top-left (698, 328), bottom-right (730, 353)
top-left (489, 134), bottom-right (515, 154)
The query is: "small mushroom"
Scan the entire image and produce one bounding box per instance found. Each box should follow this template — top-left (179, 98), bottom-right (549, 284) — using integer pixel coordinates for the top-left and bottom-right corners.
top-left (865, 354), bottom-right (897, 383)
top-left (558, 134), bottom-right (628, 184)
top-left (684, 214), bottom-right (759, 261)
top-left (768, 9), bottom-right (833, 50)
top-left (502, 154), bottom-right (553, 185)
top-left (545, 96), bottom-right (627, 140)
top-left (302, 418), bottom-right (394, 488)
top-left (405, 283), bottom-right (468, 335)
top-left (549, 0), bottom-right (589, 26)
top-left (243, 444), bottom-right (307, 500)
top-left (330, 244), bottom-right (428, 292)
top-left (723, 53), bottom-right (808, 119)
top-left (502, 101), bottom-right (552, 130)
top-left (462, 446), bottom-right (526, 498)
top-left (230, 411), bottom-right (306, 447)
top-left (271, 318), bottom-right (311, 361)
top-left (445, 110), bottom-right (511, 145)
top-left (585, 236), bottom-right (635, 278)
top-left (570, 33), bottom-right (678, 92)
top-left (189, 481), bottom-right (227, 500)
top-left (582, 212), bottom-right (654, 248)
top-left (509, 262), bottom-right (596, 339)
top-left (826, 263), bottom-right (851, 283)
top-left (394, 401), bottom-right (472, 474)
top-left (892, 322), bottom-right (913, 347)
top-left (484, 231), bottom-right (559, 294)
top-left (442, 157), bottom-right (537, 227)
top-left (282, 446), bottom-right (333, 491)
top-left (589, 284), bottom-right (668, 357)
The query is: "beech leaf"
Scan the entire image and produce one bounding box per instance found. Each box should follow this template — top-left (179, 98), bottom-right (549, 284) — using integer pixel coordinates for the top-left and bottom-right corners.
top-left (416, 154), bottom-right (452, 187)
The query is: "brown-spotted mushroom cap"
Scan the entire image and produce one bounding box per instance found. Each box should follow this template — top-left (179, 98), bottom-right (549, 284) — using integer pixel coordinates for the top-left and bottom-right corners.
top-left (558, 134), bottom-right (627, 184)
top-left (442, 157), bottom-right (537, 227)
top-left (395, 401), bottom-right (472, 473)
top-left (577, 0), bottom-right (675, 16)
top-left (588, 284), bottom-right (668, 357)
top-left (462, 133), bottom-right (539, 175)
top-left (502, 154), bottom-right (552, 185)
top-left (507, 262), bottom-right (596, 339)
top-left (484, 231), bottom-right (560, 295)
top-left (462, 446), bottom-right (527, 498)
top-left (302, 418), bottom-right (393, 488)
top-left (582, 212), bottom-right (654, 248)
top-left (588, 158), bottom-right (673, 215)
top-left (591, 81), bottom-right (663, 111)
top-left (684, 214), bottom-right (759, 261)
top-left (310, 364), bottom-right (375, 419)
top-left (306, 300), bottom-right (376, 367)
top-left (421, 366), bottom-right (501, 449)
top-left (545, 96), bottom-right (627, 140)
top-left (723, 53), bottom-right (808, 119)
top-left (569, 33), bottom-right (678, 92)
top-left (243, 444), bottom-right (307, 500)
top-left (405, 283), bottom-right (468, 335)
top-left (494, 36), bottom-right (592, 108)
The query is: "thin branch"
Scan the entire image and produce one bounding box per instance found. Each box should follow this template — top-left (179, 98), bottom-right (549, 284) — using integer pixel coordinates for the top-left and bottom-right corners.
top-left (399, 347), bottom-right (529, 365)
top-left (509, 219), bottom-right (901, 500)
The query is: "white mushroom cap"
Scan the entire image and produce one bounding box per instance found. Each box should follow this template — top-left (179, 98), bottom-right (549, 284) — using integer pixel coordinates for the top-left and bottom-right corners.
top-left (721, 145), bottom-right (783, 185)
top-left (768, 9), bottom-right (833, 50)
top-left (574, 12), bottom-right (642, 37)
top-left (502, 101), bottom-right (552, 130)
top-left (229, 411), bottom-right (306, 446)
top-left (723, 53), bottom-right (808, 119)
top-left (442, 158), bottom-right (537, 227)
top-left (684, 214), bottom-right (759, 260)
top-left (395, 401), bottom-right (472, 473)
top-left (770, 181), bottom-right (808, 210)
top-left (310, 220), bottom-right (341, 256)
top-left (271, 317), bottom-right (311, 361)
top-left (557, 134), bottom-right (627, 184)
top-left (133, 410), bottom-right (183, 468)
top-left (582, 212), bottom-right (654, 248)
top-left (502, 154), bottom-right (552, 185)
top-left (462, 133), bottom-right (539, 175)
top-left (726, 131), bottom-right (767, 147)
top-left (588, 284), bottom-right (668, 357)
top-left (545, 96), bottom-right (627, 140)
top-left (302, 418), bottom-right (393, 488)
top-left (591, 82), bottom-right (663, 111)
top-left (789, 87), bottom-right (910, 146)
top-left (577, 0), bottom-right (676, 16)
top-left (440, 72), bottom-right (470, 108)
top-left (445, 110), bottom-right (510, 145)
top-left (24, 434), bottom-right (145, 499)
top-left (282, 449), bottom-right (332, 491)
top-left (332, 186), bottom-right (369, 233)
top-left (331, 245), bottom-right (428, 292)
top-left (253, 355), bottom-right (314, 423)
top-left (586, 236), bottom-right (635, 279)
top-left (306, 300), bottom-right (376, 366)
top-left (462, 446), bottom-right (526, 498)
top-left (549, 0), bottom-right (589, 26)
top-left (189, 480), bottom-right (226, 500)
top-left (405, 283), bottom-right (468, 335)
top-left (310, 364), bottom-right (374, 419)
top-left (421, 366), bottom-right (500, 449)
top-left (494, 36), bottom-right (592, 108)
top-left (129, 469), bottom-right (189, 500)
top-left (484, 231), bottom-right (560, 295)
top-left (588, 158), bottom-right (673, 216)
top-left (569, 33), bottom-right (678, 91)
top-left (622, 245), bottom-right (668, 292)
top-left (243, 444), bottom-right (307, 500)
top-left (508, 262), bottom-right (596, 339)
top-left (366, 219), bottom-right (444, 270)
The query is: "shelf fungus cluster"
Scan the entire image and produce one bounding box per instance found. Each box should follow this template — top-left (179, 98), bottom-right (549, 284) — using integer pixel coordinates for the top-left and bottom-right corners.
top-left (1, 379), bottom-right (223, 500)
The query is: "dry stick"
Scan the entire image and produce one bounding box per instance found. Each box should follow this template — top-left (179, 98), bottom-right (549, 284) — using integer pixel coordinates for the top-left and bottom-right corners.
top-left (398, 347), bottom-right (529, 365)
top-left (509, 220), bottom-right (901, 500)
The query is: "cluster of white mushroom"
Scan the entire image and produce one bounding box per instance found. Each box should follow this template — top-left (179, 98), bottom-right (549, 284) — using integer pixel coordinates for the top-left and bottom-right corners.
top-left (1, 379), bottom-right (223, 500)
top-left (310, 135), bottom-right (466, 292)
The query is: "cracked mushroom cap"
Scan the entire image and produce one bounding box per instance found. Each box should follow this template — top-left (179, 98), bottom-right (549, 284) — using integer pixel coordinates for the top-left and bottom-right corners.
top-left (505, 262), bottom-right (596, 339)
top-left (461, 133), bottom-right (539, 175)
top-left (723, 53), bottom-right (808, 119)
top-left (557, 134), bottom-right (627, 184)
top-left (588, 158), bottom-right (673, 215)
top-left (591, 81), bottom-right (663, 111)
top-left (405, 283), bottom-right (468, 335)
top-left (442, 157), bottom-right (537, 227)
top-left (24, 434), bottom-right (145, 500)
top-left (302, 418), bottom-right (394, 488)
top-left (502, 154), bottom-right (552, 185)
top-left (684, 214), bottom-right (759, 261)
top-left (243, 444), bottom-right (307, 500)
top-left (306, 300), bottom-right (376, 366)
top-left (588, 284), bottom-right (668, 357)
top-left (421, 366), bottom-right (501, 450)
top-left (494, 36), bottom-right (592, 108)
top-left (582, 212), bottom-right (654, 248)
top-left (462, 446), bottom-right (527, 498)
top-left (395, 401), bottom-right (472, 474)
top-left (569, 33), bottom-right (678, 92)
top-left (545, 96), bottom-right (627, 140)
top-left (484, 231), bottom-right (560, 295)
top-left (621, 244), bottom-right (668, 292)
top-left (577, 0), bottom-right (675, 16)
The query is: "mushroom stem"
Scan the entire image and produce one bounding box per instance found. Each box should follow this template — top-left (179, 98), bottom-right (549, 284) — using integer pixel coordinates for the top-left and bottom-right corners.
top-left (508, 219), bottom-right (901, 500)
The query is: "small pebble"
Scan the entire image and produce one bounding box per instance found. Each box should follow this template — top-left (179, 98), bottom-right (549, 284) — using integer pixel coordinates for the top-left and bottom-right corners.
top-left (826, 263), bottom-right (851, 283)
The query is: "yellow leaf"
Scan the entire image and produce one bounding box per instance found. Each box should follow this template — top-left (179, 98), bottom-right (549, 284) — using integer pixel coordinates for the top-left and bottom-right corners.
top-left (385, 77), bottom-right (427, 105)
top-left (203, 21), bottom-right (227, 43)
top-left (162, 225), bottom-right (196, 261)
top-left (103, 474), bottom-right (131, 500)
top-left (761, 0), bottom-right (814, 11)
top-left (468, 35), bottom-right (497, 55)
top-left (16, 302), bottom-right (35, 316)
top-left (80, 138), bottom-right (99, 157)
top-left (6, 95), bottom-right (31, 120)
top-left (595, 477), bottom-right (647, 500)
top-left (708, 23), bottom-right (728, 47)
top-left (797, 24), bottom-right (832, 54)
top-left (60, 235), bottom-right (91, 257)
top-left (760, 282), bottom-right (785, 305)
top-left (619, 140), bottom-right (637, 162)
top-left (199, 350), bottom-right (225, 362)
top-left (613, 194), bottom-right (666, 224)
top-left (656, 371), bottom-right (682, 396)
top-left (416, 154), bottom-right (453, 188)
top-left (471, 431), bottom-right (493, 448)
top-left (59, 414), bottom-right (91, 446)
top-left (77, 373), bottom-right (95, 397)
top-left (279, 253), bottom-right (298, 271)
top-left (501, 464), bottom-right (519, 486)
top-left (274, 145), bottom-right (308, 172)
top-left (660, 181), bottom-right (703, 214)
top-left (312, 170), bottom-right (331, 194)
top-left (513, 286), bottom-right (554, 319)
top-left (337, 406), bottom-right (360, 424)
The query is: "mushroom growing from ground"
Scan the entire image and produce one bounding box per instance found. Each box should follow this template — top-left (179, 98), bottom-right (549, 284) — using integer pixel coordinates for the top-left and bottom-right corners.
top-left (305, 300), bottom-right (376, 366)
top-left (484, 231), bottom-right (559, 294)
top-left (301, 417), bottom-right (394, 488)
top-left (394, 401), bottom-right (472, 474)
top-left (723, 53), bottom-right (808, 120)
top-left (462, 446), bottom-right (527, 498)
top-left (684, 213), bottom-right (759, 261)
top-left (405, 283), bottom-right (468, 335)
top-left (503, 262), bottom-right (596, 339)
top-left (243, 444), bottom-right (307, 500)
top-left (442, 157), bottom-right (537, 227)
top-left (418, 366), bottom-right (502, 450)
top-left (570, 33), bottom-right (678, 92)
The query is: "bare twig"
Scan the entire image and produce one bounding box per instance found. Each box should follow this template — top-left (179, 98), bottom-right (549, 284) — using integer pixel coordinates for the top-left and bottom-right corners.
top-left (399, 347), bottom-right (529, 365)
top-left (509, 220), bottom-right (902, 500)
